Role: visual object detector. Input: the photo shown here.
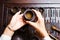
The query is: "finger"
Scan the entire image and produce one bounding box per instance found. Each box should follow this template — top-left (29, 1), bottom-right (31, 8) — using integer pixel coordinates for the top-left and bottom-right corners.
top-left (32, 9), bottom-right (43, 20)
top-left (18, 14), bottom-right (24, 20)
top-left (32, 9), bottom-right (43, 18)
top-left (26, 21), bottom-right (35, 26)
top-left (15, 11), bottom-right (21, 16)
top-left (20, 14), bottom-right (23, 17)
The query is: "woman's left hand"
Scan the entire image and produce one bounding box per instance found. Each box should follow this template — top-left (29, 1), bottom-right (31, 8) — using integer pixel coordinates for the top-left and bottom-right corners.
top-left (8, 11), bottom-right (25, 31)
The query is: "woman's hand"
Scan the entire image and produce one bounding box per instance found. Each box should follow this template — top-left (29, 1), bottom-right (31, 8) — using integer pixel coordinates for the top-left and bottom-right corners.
top-left (8, 11), bottom-right (25, 31)
top-left (26, 9), bottom-right (49, 38)
top-left (3, 11), bottom-right (26, 37)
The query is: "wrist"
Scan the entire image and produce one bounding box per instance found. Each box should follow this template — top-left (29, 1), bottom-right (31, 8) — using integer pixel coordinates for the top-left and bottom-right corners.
top-left (35, 27), bottom-right (49, 38)
top-left (42, 32), bottom-right (49, 38)
top-left (39, 29), bottom-right (49, 38)
top-left (7, 24), bottom-right (15, 32)
top-left (3, 26), bottom-right (14, 37)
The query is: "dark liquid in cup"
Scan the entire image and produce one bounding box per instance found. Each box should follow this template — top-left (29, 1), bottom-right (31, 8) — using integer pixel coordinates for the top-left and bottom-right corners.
top-left (23, 9), bottom-right (38, 22)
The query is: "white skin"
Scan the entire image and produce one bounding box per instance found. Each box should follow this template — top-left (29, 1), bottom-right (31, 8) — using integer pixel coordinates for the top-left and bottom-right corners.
top-left (8, 11), bottom-right (25, 31)
top-left (3, 11), bottom-right (26, 37)
top-left (26, 9), bottom-right (49, 38)
top-left (3, 9), bottom-right (50, 39)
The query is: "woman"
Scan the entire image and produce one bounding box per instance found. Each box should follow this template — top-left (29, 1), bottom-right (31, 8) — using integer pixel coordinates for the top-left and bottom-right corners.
top-left (0, 9), bottom-right (52, 40)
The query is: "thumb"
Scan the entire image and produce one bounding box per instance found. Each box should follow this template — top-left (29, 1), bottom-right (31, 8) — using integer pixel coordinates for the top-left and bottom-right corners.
top-left (26, 21), bottom-right (35, 26)
top-left (19, 14), bottom-right (23, 17)
top-left (15, 11), bottom-right (21, 16)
